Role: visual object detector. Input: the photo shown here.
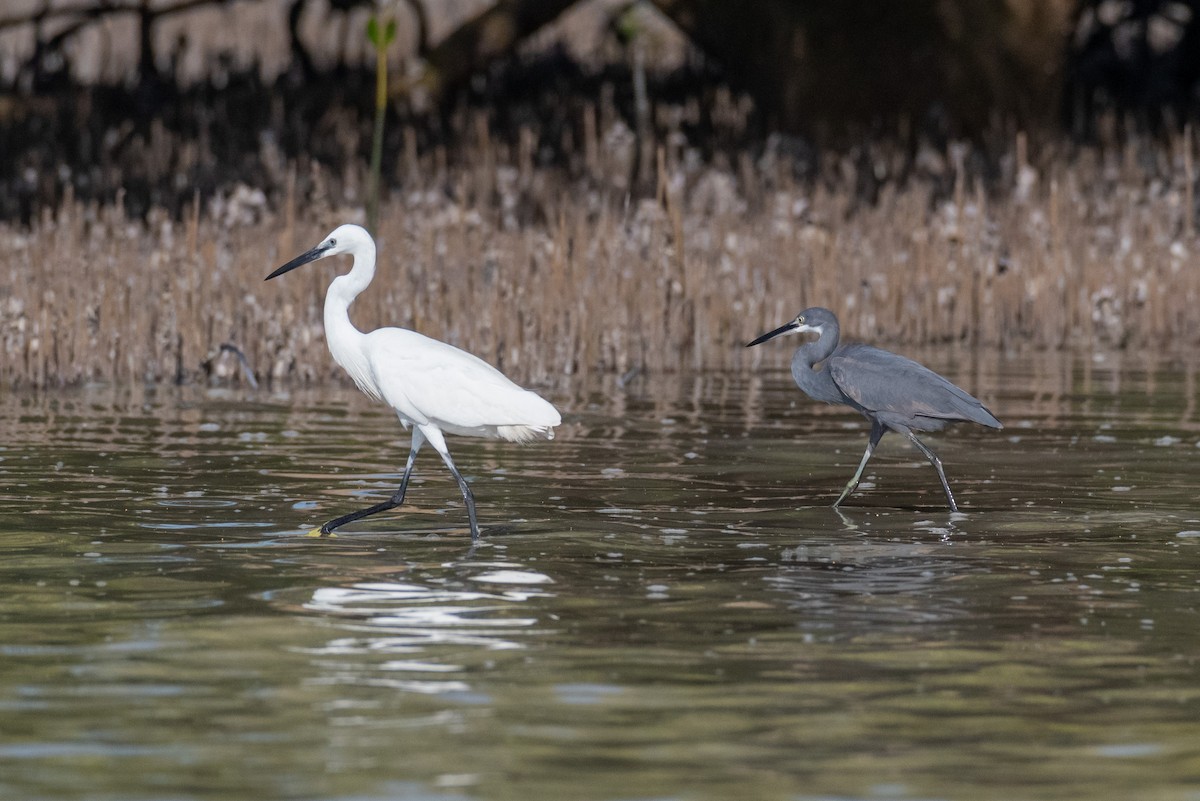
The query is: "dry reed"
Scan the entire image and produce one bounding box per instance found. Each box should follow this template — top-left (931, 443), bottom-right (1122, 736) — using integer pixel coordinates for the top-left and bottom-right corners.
top-left (2, 115), bottom-right (1199, 392)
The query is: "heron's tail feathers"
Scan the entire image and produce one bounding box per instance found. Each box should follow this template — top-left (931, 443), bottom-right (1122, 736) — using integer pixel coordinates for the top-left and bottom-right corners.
top-left (974, 405), bottom-right (1003, 430)
top-left (948, 394), bottom-right (1002, 429)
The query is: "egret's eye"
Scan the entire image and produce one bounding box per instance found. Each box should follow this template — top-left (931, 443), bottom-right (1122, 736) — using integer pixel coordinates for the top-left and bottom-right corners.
top-left (328, 238), bottom-right (337, 247)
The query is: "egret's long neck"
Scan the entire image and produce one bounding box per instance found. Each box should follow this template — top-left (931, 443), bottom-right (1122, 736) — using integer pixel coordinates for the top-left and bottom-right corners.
top-left (323, 245), bottom-right (377, 392)
top-left (791, 323), bottom-right (844, 404)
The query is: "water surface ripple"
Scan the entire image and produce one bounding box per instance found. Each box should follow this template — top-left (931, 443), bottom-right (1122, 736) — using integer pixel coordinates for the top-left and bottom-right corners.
top-left (1, 353), bottom-right (1198, 800)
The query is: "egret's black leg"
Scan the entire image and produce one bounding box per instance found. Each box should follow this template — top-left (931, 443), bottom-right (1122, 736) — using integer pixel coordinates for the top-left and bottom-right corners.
top-left (318, 430), bottom-right (424, 535)
top-left (436, 448), bottom-right (480, 541)
top-left (834, 420), bottom-right (886, 508)
top-left (319, 497), bottom-right (400, 535)
top-left (903, 430), bottom-right (959, 512)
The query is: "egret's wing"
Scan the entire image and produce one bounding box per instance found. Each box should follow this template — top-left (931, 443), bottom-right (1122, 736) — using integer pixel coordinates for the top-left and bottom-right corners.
top-left (364, 328), bottom-right (560, 432)
top-left (828, 344), bottom-right (999, 427)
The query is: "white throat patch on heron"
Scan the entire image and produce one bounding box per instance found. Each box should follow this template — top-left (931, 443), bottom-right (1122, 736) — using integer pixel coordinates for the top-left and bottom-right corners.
top-left (796, 323), bottom-right (822, 336)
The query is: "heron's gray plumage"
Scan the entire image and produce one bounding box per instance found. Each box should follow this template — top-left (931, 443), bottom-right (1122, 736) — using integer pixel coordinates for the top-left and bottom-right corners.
top-left (828, 345), bottom-right (1002, 432)
top-left (748, 306), bottom-right (1001, 511)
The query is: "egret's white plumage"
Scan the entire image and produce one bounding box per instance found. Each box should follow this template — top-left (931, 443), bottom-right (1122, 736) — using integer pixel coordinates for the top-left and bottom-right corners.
top-left (267, 223), bottom-right (560, 539)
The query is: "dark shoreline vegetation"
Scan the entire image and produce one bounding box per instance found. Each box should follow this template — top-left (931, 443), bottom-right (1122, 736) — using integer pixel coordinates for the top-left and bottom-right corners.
top-left (1, 52), bottom-right (774, 224)
top-left (2, 50), bottom-right (1199, 390)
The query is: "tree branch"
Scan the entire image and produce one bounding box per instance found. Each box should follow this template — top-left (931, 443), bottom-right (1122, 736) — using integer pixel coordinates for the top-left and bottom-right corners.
top-left (398, 0), bottom-right (581, 100)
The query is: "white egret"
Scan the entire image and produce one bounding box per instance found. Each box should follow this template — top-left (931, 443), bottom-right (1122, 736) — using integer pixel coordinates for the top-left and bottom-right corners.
top-left (266, 223), bottom-right (561, 540)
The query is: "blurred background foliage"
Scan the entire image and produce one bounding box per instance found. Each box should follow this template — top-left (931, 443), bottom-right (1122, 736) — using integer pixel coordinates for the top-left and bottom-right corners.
top-left (4, 1), bottom-right (1200, 386)
top-left (0, 0), bottom-right (1198, 221)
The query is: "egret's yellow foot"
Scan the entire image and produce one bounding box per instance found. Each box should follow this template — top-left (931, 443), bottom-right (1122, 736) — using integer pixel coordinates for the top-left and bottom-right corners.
top-left (305, 527), bottom-right (336, 538)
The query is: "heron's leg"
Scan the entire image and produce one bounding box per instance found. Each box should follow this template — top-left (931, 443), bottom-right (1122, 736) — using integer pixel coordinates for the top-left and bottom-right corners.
top-left (318, 429), bottom-right (426, 535)
top-left (903, 430), bottom-right (959, 512)
top-left (833, 420), bottom-right (886, 508)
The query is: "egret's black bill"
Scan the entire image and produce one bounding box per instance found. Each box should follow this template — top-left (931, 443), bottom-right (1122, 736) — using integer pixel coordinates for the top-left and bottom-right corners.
top-left (746, 320), bottom-right (799, 347)
top-left (265, 243), bottom-right (330, 281)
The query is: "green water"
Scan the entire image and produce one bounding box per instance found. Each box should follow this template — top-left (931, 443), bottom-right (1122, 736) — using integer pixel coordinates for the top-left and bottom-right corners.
top-left (1, 353), bottom-right (1198, 800)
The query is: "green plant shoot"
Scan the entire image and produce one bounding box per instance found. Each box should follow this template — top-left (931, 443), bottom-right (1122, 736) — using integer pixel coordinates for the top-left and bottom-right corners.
top-left (366, 14), bottom-right (397, 235)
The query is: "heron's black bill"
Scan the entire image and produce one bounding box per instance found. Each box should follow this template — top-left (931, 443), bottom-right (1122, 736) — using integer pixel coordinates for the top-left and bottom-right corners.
top-left (265, 243), bottom-right (330, 281)
top-left (746, 320), bottom-right (799, 347)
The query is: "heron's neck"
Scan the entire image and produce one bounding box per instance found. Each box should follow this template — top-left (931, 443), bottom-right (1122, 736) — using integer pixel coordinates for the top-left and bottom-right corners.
top-left (791, 327), bottom-right (843, 404)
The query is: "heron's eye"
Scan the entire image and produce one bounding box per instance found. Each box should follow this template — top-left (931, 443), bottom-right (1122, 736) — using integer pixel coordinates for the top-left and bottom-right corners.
top-left (797, 316), bottom-right (805, 324)
top-left (328, 238), bottom-right (337, 247)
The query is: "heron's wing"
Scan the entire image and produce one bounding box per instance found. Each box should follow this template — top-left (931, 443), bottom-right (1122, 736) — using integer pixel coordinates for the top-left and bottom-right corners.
top-left (364, 328), bottom-right (560, 432)
top-left (828, 344), bottom-right (1000, 428)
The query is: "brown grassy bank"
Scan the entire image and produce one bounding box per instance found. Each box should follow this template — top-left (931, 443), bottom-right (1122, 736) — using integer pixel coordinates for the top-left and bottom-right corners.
top-left (2, 124), bottom-right (1199, 391)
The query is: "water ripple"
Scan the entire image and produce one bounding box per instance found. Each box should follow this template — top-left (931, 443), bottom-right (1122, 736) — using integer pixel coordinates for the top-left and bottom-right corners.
top-left (296, 574), bottom-right (551, 693)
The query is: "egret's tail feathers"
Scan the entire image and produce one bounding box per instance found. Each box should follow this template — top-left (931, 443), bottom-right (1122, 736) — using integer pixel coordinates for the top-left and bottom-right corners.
top-left (497, 423), bottom-right (558, 443)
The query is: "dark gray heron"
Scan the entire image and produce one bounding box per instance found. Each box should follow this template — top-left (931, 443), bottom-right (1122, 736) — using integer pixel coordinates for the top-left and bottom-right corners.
top-left (747, 307), bottom-right (1001, 511)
